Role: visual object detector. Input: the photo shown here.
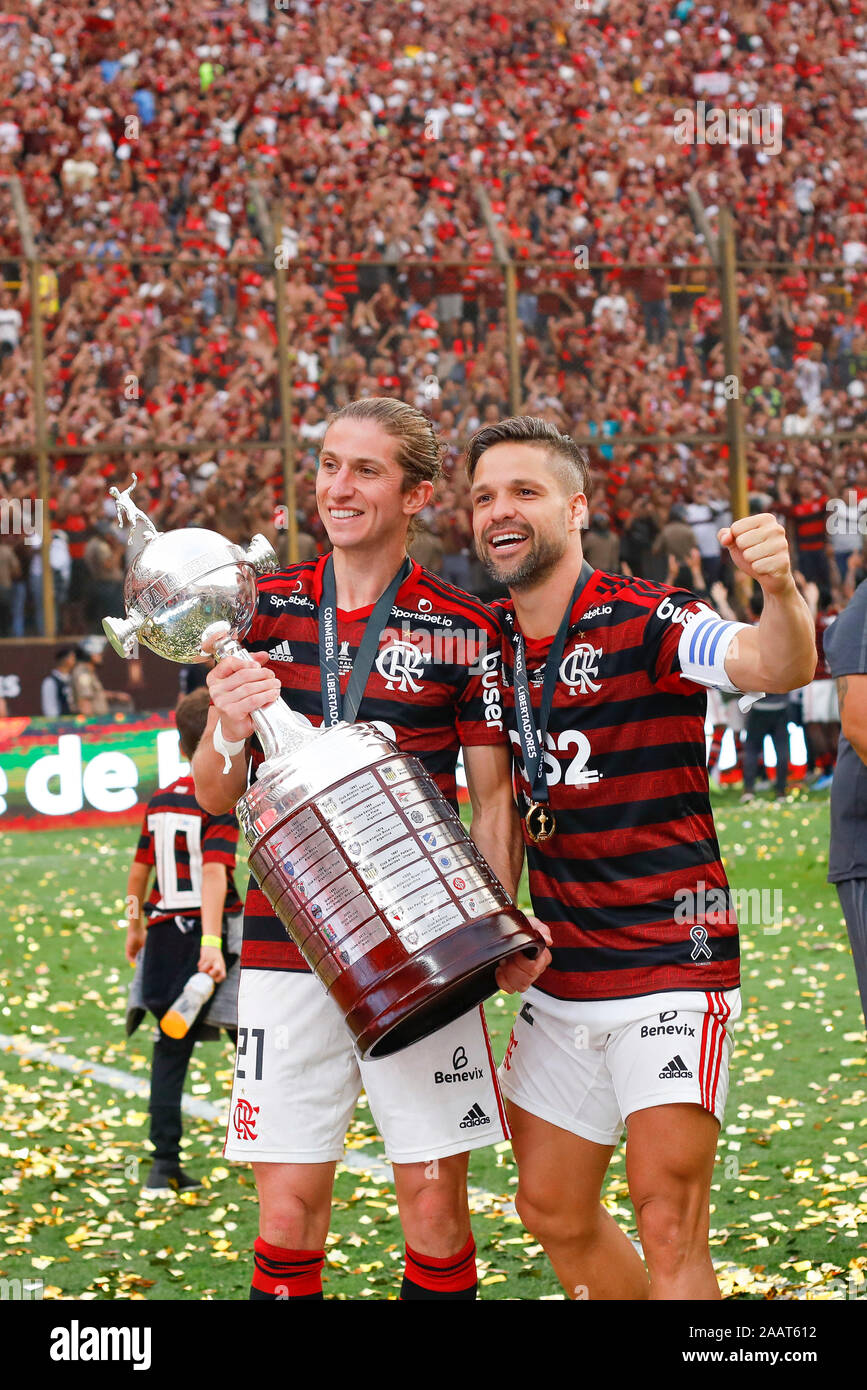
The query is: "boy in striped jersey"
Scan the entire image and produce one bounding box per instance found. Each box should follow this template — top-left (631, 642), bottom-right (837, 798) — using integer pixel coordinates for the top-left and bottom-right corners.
top-left (468, 416), bottom-right (816, 1300)
top-left (124, 688), bottom-right (242, 1194)
top-left (193, 399), bottom-right (550, 1300)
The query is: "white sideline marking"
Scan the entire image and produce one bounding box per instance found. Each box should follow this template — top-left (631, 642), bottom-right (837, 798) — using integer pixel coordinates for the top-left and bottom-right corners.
top-left (0, 1032), bottom-right (219, 1119)
top-left (0, 1033), bottom-right (514, 1209)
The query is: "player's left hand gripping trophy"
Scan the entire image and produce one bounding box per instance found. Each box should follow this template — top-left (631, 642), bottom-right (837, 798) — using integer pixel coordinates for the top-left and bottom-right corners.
top-left (104, 477), bottom-right (542, 1058)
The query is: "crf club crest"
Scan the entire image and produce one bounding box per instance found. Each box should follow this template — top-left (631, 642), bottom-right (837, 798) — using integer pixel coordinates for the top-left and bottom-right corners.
top-left (233, 1098), bottom-right (259, 1141)
top-left (559, 641), bottom-right (602, 695)
top-left (375, 639), bottom-right (425, 693)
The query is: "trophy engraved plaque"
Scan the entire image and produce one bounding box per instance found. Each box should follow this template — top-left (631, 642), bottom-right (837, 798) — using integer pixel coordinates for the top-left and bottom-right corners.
top-left (104, 477), bottom-right (543, 1058)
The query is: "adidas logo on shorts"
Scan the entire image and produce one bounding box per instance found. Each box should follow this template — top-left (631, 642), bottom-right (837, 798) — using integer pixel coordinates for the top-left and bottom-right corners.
top-left (659, 1054), bottom-right (693, 1080)
top-left (459, 1102), bottom-right (491, 1129)
top-left (268, 641), bottom-right (294, 662)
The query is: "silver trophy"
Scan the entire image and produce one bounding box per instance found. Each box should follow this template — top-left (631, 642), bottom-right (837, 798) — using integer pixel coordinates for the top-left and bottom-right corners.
top-left (104, 477), bottom-right (541, 1057)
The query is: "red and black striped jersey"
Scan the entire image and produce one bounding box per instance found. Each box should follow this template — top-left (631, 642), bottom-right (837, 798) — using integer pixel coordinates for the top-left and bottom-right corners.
top-left (786, 496), bottom-right (828, 553)
top-left (493, 569), bottom-right (741, 1003)
top-left (331, 257), bottom-right (361, 297)
top-left (134, 775), bottom-right (241, 927)
top-left (241, 556), bottom-right (508, 971)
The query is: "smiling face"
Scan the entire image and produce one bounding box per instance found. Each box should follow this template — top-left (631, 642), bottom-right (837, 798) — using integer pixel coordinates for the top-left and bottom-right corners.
top-left (316, 418), bottom-right (433, 554)
top-left (470, 443), bottom-right (587, 590)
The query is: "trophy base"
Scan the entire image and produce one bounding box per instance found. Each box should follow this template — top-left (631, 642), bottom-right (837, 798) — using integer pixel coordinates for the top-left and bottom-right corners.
top-left (337, 910), bottom-right (541, 1059)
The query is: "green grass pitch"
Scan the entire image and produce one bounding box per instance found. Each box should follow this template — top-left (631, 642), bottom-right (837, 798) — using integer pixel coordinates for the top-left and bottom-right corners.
top-left (0, 787), bottom-right (865, 1300)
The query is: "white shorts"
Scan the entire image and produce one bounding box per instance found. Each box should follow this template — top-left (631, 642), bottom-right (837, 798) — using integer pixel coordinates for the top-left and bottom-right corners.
top-left (802, 679), bottom-right (838, 724)
top-left (224, 969), bottom-right (509, 1165)
top-left (499, 985), bottom-right (741, 1147)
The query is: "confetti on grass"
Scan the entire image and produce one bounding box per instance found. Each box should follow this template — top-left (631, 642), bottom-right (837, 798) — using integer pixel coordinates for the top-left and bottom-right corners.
top-left (0, 799), bottom-right (865, 1298)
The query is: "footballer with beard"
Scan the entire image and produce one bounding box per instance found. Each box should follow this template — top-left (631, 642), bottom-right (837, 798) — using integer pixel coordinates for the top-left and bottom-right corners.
top-left (466, 416), bottom-right (816, 1300)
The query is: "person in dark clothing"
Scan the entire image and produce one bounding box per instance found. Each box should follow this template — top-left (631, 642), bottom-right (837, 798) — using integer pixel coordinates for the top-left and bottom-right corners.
top-left (825, 578), bottom-right (867, 1031)
top-left (741, 592), bottom-right (791, 802)
top-left (40, 647), bottom-right (77, 716)
top-left (620, 499), bottom-right (660, 580)
top-left (124, 689), bottom-right (241, 1194)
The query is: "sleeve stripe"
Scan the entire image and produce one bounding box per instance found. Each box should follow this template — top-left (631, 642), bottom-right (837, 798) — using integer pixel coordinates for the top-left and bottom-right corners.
top-left (679, 614), bottom-right (753, 696)
top-left (696, 620), bottom-right (717, 664)
top-left (706, 622), bottom-right (732, 666)
top-left (686, 616), bottom-right (736, 668)
top-left (688, 618), bottom-right (716, 663)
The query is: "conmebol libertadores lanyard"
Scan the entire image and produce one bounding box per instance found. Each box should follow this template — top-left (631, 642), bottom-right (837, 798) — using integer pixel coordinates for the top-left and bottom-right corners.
top-left (511, 560), bottom-right (594, 842)
top-left (319, 553), bottom-right (412, 726)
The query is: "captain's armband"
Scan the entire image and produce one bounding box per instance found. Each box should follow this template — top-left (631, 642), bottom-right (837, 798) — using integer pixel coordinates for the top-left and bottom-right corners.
top-left (678, 609), bottom-right (760, 711)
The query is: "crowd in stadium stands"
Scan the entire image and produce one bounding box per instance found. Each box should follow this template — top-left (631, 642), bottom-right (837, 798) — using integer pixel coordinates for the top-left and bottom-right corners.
top-left (0, 0), bottom-right (865, 658)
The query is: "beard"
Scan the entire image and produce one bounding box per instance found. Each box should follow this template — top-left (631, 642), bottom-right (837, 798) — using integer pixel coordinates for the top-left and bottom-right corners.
top-left (477, 521), bottom-right (570, 591)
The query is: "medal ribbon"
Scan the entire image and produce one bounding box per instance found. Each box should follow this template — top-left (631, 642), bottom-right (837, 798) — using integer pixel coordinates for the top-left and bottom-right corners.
top-left (511, 560), bottom-right (595, 806)
top-left (319, 554), bottom-right (412, 727)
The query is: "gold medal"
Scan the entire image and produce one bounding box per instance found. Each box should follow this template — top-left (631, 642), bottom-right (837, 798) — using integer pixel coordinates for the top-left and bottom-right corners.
top-left (525, 801), bottom-right (556, 843)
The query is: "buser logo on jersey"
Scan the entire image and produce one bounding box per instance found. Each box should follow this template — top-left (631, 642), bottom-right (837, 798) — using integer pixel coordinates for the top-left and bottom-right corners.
top-left (655, 595), bottom-right (699, 627)
top-left (480, 652), bottom-right (503, 732)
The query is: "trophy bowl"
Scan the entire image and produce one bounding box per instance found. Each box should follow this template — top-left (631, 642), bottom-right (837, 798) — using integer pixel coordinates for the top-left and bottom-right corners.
top-left (103, 502), bottom-right (275, 663)
top-left (238, 722), bottom-right (540, 1058)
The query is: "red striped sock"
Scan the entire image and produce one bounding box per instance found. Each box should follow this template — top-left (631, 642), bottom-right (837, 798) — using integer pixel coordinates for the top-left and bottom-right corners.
top-left (250, 1237), bottom-right (325, 1300)
top-left (400, 1234), bottom-right (477, 1300)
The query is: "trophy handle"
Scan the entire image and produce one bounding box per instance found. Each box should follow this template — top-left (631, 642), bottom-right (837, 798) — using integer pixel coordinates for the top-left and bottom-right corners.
top-left (205, 626), bottom-right (315, 763)
top-left (103, 610), bottom-right (146, 658)
top-left (109, 475), bottom-right (160, 545)
top-left (243, 534), bottom-right (279, 576)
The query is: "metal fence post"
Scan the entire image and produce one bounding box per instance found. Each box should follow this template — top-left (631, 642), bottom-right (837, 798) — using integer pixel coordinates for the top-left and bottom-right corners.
top-left (718, 207), bottom-right (748, 523)
top-left (8, 176), bottom-right (55, 637)
top-left (271, 205), bottom-right (298, 564)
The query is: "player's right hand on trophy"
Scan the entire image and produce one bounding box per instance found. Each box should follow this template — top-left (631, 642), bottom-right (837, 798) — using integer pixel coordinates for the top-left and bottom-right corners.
top-left (206, 653), bottom-right (281, 743)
